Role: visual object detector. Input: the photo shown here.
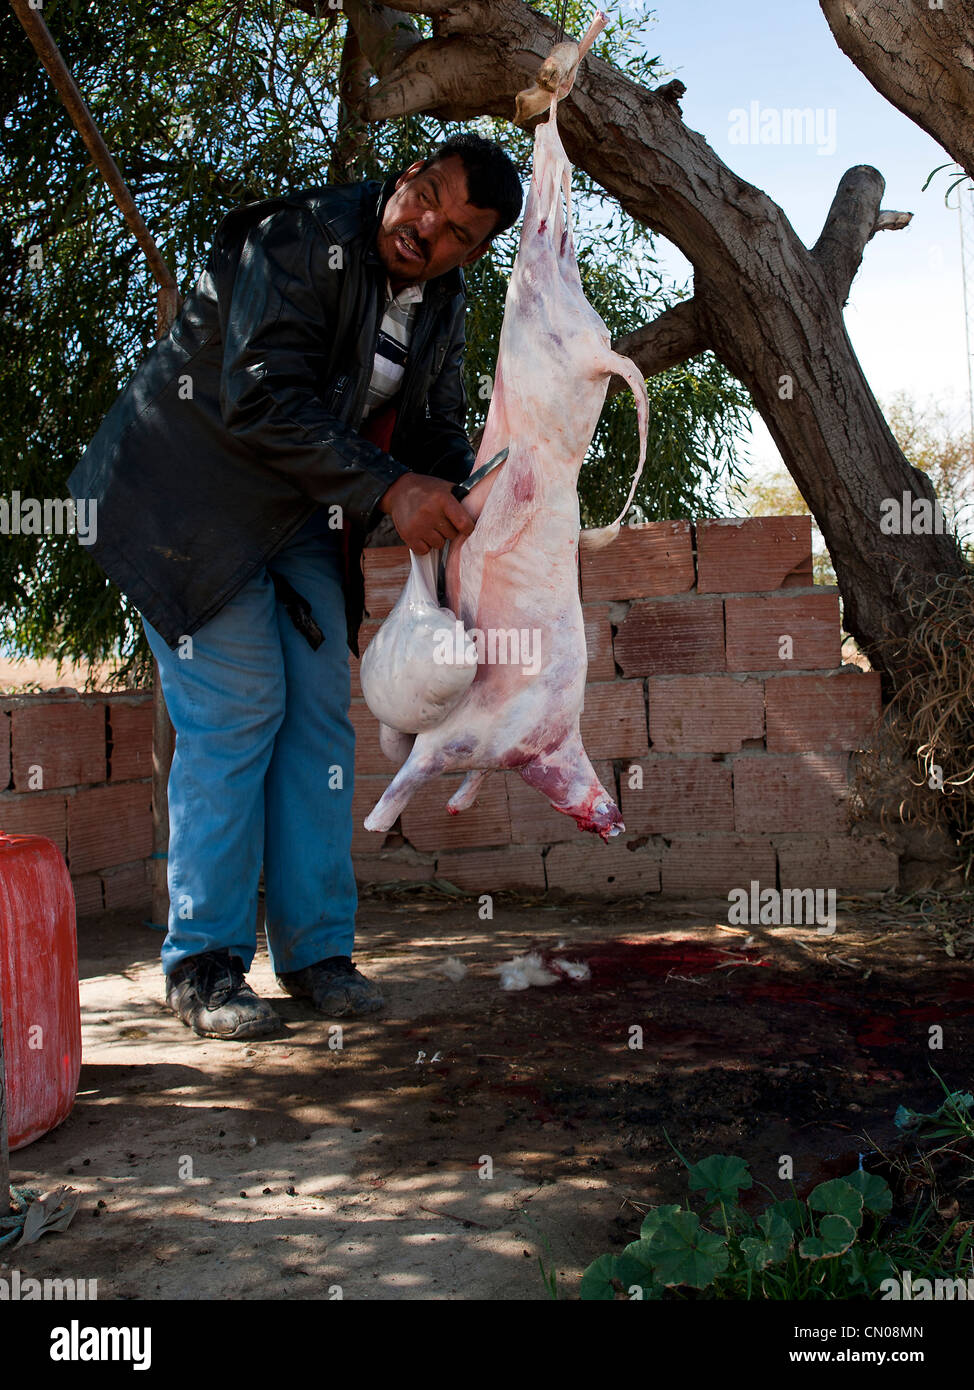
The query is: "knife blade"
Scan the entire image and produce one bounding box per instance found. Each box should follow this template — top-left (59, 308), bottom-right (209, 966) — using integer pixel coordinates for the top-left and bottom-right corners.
top-left (451, 445), bottom-right (510, 500)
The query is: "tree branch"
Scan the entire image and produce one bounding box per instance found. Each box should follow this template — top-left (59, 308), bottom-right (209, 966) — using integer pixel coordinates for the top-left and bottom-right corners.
top-left (811, 164), bottom-right (912, 306)
top-left (341, 0), bottom-right (423, 78)
top-left (607, 299), bottom-right (708, 395)
top-left (820, 0), bottom-right (974, 180)
top-left (331, 20), bottom-right (371, 181)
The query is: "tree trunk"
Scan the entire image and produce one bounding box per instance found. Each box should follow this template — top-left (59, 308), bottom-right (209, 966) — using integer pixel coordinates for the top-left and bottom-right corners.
top-left (820, 0), bottom-right (974, 181)
top-left (328, 0), bottom-right (970, 704)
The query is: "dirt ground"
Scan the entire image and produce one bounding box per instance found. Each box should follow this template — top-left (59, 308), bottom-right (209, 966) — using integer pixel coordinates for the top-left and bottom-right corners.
top-left (7, 887), bottom-right (974, 1301)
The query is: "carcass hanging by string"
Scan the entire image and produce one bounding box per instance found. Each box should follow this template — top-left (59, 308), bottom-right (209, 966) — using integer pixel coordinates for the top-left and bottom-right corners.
top-left (362, 10), bottom-right (648, 842)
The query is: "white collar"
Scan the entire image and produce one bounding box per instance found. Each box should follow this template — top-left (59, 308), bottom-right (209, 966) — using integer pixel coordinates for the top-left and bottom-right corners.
top-left (386, 277), bottom-right (424, 306)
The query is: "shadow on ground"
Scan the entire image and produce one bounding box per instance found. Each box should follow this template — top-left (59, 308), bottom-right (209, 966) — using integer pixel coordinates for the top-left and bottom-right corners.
top-left (8, 892), bottom-right (974, 1300)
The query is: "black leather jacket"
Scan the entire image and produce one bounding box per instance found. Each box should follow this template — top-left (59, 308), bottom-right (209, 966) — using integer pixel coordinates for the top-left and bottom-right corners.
top-left (67, 176), bottom-right (475, 656)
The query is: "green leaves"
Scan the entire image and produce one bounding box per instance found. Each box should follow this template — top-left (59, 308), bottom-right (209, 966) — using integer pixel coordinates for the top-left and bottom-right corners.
top-left (644, 1210), bottom-right (729, 1288)
top-left (895, 1091), bottom-right (974, 1139)
top-left (807, 1178), bottom-right (864, 1229)
top-left (740, 1211), bottom-right (795, 1270)
top-left (579, 1254), bottom-right (623, 1301)
top-left (797, 1179), bottom-right (864, 1259)
top-left (579, 1156), bottom-right (904, 1299)
top-left (578, 1249), bottom-right (664, 1300)
top-left (639, 1203), bottom-right (684, 1240)
top-left (799, 1214), bottom-right (857, 1261)
top-left (844, 1169), bottom-right (893, 1216)
top-left (687, 1154), bottom-right (753, 1205)
top-left (765, 1197), bottom-right (808, 1234)
top-left (841, 1244), bottom-right (898, 1289)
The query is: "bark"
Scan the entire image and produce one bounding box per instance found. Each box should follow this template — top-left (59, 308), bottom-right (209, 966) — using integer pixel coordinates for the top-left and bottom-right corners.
top-left (820, 0), bottom-right (974, 180)
top-left (324, 0), bottom-right (970, 707)
top-left (330, 20), bottom-right (371, 182)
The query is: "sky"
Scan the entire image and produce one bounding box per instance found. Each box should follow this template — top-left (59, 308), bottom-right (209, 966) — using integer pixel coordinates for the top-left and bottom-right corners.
top-left (615, 0), bottom-right (971, 480)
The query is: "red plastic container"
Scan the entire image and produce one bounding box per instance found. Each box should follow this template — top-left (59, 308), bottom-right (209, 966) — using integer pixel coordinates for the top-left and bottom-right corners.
top-left (0, 833), bottom-right (82, 1150)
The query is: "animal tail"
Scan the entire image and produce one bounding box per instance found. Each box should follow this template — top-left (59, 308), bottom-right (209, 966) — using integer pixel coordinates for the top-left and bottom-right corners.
top-left (585, 349), bottom-right (649, 549)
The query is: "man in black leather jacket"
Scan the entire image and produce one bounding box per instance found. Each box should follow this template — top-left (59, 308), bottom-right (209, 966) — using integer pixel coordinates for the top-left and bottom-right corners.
top-left (68, 132), bottom-right (522, 1040)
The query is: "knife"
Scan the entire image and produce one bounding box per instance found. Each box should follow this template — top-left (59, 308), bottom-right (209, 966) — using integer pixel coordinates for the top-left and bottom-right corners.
top-left (439, 445), bottom-right (511, 605)
top-left (451, 445), bottom-right (510, 500)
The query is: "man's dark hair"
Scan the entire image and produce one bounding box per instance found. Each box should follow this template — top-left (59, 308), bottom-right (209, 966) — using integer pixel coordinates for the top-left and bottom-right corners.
top-left (419, 132), bottom-right (523, 240)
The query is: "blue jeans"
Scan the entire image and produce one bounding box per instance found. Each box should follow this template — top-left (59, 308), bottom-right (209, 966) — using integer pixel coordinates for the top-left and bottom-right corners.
top-left (142, 517), bottom-right (357, 978)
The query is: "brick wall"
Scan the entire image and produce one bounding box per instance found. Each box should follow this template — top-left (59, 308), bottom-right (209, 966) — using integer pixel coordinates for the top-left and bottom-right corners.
top-left (354, 516), bottom-right (901, 898)
top-left (0, 691), bottom-right (153, 915)
top-left (0, 516), bottom-right (902, 911)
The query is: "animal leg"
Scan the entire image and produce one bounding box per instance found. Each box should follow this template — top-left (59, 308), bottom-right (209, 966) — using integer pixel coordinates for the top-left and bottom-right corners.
top-left (519, 731), bottom-right (624, 840)
top-left (364, 738), bottom-right (453, 832)
top-left (447, 769), bottom-right (490, 814)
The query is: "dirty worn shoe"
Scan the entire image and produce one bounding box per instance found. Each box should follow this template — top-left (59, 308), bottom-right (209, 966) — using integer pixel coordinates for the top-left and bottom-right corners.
top-left (276, 956), bottom-right (384, 1018)
top-left (166, 949), bottom-right (281, 1040)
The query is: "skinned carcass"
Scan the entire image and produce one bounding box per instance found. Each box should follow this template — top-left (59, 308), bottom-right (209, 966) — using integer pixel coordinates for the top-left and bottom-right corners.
top-left (362, 17), bottom-right (648, 841)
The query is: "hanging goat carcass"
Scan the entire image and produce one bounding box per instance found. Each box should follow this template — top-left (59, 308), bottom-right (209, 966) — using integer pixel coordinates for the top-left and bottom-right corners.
top-left (361, 15), bottom-right (648, 842)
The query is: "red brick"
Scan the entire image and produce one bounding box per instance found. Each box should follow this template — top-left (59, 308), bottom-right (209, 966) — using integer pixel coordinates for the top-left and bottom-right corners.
top-left (696, 517), bottom-right (813, 593)
top-left (1, 711), bottom-right (9, 790)
top-left (765, 671), bottom-right (882, 752)
top-left (579, 682), bottom-right (648, 757)
top-left (71, 872), bottom-right (104, 917)
top-left (544, 837), bottom-right (661, 897)
top-left (349, 621), bottom-right (382, 699)
top-left (660, 834), bottom-right (776, 897)
top-left (579, 520), bottom-right (695, 601)
top-left (505, 759), bottom-right (616, 844)
top-left (350, 699), bottom-right (394, 776)
top-left (725, 592), bottom-right (841, 671)
top-left (775, 834), bottom-right (899, 893)
top-left (402, 772), bottom-right (511, 852)
top-left (614, 597), bottom-right (725, 676)
top-left (108, 701), bottom-right (154, 781)
top-left (649, 676), bottom-right (764, 753)
top-left (66, 783), bottom-right (153, 874)
top-left (101, 861), bottom-right (152, 910)
top-left (436, 844), bottom-right (546, 892)
top-left (0, 792), bottom-right (67, 851)
top-left (353, 853), bottom-right (435, 885)
top-left (620, 757), bottom-right (734, 833)
top-left (363, 547), bottom-right (410, 619)
top-left (582, 604), bottom-right (616, 680)
top-left (733, 754), bottom-right (850, 832)
top-left (11, 699), bottom-right (105, 790)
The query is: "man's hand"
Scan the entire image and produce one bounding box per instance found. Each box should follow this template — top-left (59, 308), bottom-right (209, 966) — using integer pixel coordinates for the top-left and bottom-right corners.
top-left (379, 473), bottom-right (475, 554)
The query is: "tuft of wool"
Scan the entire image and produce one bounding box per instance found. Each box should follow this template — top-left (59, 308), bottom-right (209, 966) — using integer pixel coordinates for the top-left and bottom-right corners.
top-left (493, 951), bottom-right (560, 991)
top-left (435, 956), bottom-right (468, 982)
top-left (550, 958), bottom-right (591, 982)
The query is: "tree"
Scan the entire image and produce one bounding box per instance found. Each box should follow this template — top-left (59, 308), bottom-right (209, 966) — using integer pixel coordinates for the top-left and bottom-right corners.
top-left (820, 0), bottom-right (974, 182)
top-left (1, 0), bottom-right (748, 683)
top-left (332, 0), bottom-right (971, 708)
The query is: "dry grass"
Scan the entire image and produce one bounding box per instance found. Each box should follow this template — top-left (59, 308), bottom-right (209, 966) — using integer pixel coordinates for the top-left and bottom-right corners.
top-left (854, 566), bottom-right (974, 882)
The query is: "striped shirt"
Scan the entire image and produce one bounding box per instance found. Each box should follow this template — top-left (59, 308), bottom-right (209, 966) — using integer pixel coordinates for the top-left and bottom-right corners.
top-left (359, 278), bottom-right (424, 423)
top-left (292, 278), bottom-right (425, 544)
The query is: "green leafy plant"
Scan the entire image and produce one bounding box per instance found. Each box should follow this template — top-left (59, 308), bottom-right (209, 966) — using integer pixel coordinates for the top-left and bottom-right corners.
top-left (894, 1077), bottom-right (974, 1142)
top-left (579, 1142), bottom-right (971, 1300)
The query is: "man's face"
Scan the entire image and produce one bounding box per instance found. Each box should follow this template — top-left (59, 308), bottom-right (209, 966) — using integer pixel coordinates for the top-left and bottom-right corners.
top-left (376, 155), bottom-right (500, 289)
